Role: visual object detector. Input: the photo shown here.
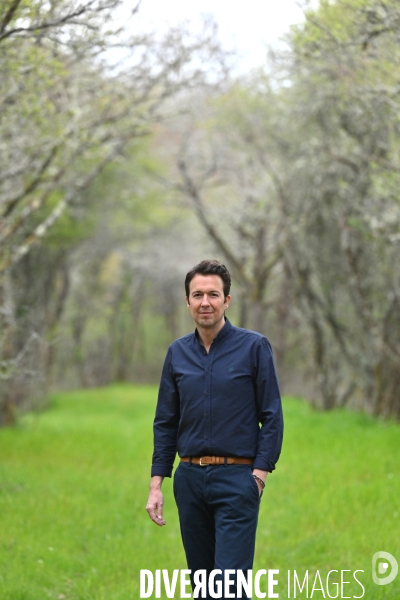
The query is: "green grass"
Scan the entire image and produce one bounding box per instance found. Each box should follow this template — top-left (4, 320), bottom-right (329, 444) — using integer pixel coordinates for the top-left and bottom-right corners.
top-left (0, 385), bottom-right (399, 599)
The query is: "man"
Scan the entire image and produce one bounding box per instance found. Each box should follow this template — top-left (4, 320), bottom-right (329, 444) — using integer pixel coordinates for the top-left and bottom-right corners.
top-left (146, 259), bottom-right (283, 598)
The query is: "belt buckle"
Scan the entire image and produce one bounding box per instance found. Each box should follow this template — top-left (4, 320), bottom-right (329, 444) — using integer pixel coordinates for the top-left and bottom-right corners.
top-left (199, 457), bottom-right (208, 466)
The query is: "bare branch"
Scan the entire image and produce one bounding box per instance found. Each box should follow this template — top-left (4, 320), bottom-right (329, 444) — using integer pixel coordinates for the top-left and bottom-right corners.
top-left (0, 0), bottom-right (23, 35)
top-left (177, 158), bottom-right (251, 286)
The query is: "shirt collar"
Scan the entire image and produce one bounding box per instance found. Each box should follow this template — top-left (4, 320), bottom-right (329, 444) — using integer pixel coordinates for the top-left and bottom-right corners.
top-left (194, 317), bottom-right (232, 345)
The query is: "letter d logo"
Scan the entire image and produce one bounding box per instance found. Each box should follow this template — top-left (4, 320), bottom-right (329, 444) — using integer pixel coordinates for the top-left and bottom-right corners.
top-left (372, 551), bottom-right (398, 585)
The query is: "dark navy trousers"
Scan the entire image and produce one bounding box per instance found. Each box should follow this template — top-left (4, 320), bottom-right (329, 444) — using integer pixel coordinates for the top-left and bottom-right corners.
top-left (173, 461), bottom-right (261, 599)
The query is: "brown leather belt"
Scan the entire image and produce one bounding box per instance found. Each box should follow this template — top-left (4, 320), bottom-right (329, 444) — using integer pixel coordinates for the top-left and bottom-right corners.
top-left (180, 456), bottom-right (254, 466)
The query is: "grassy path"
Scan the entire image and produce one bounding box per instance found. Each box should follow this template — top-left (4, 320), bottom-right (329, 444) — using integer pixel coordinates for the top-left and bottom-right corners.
top-left (0, 385), bottom-right (399, 599)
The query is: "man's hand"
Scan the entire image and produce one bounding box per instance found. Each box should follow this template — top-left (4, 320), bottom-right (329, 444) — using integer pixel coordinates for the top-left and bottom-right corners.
top-left (252, 468), bottom-right (268, 496)
top-left (146, 476), bottom-right (166, 526)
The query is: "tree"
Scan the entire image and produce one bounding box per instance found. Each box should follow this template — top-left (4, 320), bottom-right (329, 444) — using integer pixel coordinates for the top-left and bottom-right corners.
top-left (0, 0), bottom-right (228, 423)
top-left (275, 0), bottom-right (400, 416)
top-left (160, 84), bottom-right (285, 336)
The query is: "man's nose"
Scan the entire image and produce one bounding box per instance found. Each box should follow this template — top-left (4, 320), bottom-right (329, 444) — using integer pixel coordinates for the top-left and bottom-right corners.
top-left (201, 295), bottom-right (210, 305)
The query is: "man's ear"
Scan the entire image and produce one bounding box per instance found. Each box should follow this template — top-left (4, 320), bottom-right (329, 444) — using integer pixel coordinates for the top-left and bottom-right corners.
top-left (224, 294), bottom-right (231, 307)
top-left (186, 296), bottom-right (190, 307)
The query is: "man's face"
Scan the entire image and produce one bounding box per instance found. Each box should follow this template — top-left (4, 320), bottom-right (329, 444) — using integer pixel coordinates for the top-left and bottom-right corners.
top-left (186, 274), bottom-right (231, 330)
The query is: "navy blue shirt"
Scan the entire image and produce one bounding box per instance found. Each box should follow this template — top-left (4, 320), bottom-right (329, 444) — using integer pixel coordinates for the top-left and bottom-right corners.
top-left (151, 318), bottom-right (283, 477)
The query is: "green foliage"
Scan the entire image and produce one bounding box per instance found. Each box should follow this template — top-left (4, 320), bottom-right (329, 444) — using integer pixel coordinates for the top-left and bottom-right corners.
top-left (292, 0), bottom-right (361, 46)
top-left (91, 138), bottom-right (177, 234)
top-left (30, 188), bottom-right (97, 250)
top-left (44, 209), bottom-right (96, 250)
top-left (0, 386), bottom-right (399, 599)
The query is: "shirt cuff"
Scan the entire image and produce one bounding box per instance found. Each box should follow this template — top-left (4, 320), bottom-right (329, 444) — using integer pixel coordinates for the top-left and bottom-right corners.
top-left (151, 464), bottom-right (173, 478)
top-left (253, 457), bottom-right (275, 472)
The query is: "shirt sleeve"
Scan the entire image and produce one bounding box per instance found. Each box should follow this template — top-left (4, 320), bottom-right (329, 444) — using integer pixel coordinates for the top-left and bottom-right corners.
top-left (252, 337), bottom-right (284, 472)
top-left (151, 346), bottom-right (180, 477)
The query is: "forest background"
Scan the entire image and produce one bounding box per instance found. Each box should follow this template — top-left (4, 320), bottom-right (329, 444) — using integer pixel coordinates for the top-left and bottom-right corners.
top-left (1, 0), bottom-right (400, 425)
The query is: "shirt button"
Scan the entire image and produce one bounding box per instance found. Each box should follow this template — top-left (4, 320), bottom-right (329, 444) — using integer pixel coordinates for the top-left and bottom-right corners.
top-left (205, 391), bottom-right (209, 395)
top-left (205, 413), bottom-right (208, 418)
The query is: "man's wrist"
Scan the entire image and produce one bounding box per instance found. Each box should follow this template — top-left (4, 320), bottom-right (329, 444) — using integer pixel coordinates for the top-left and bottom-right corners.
top-left (252, 468), bottom-right (268, 483)
top-left (150, 475), bottom-right (164, 490)
top-left (253, 474), bottom-right (265, 489)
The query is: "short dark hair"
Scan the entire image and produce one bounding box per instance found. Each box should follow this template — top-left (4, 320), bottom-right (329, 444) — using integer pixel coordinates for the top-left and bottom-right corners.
top-left (185, 259), bottom-right (231, 300)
